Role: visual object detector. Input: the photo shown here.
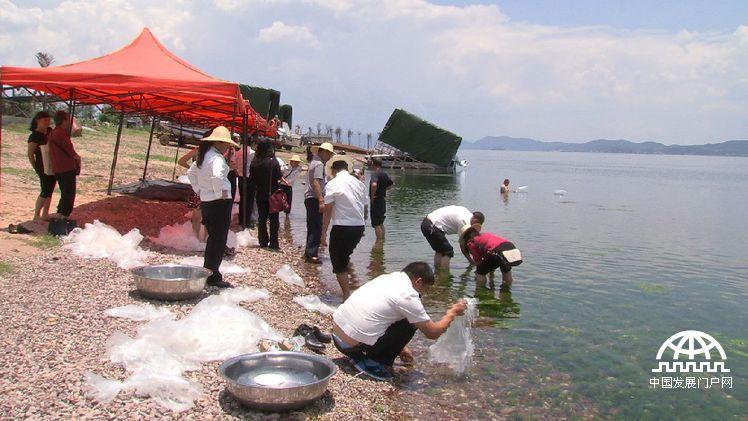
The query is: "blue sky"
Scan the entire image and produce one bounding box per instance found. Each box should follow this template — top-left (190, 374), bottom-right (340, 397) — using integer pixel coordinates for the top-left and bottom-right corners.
top-left (1, 0), bottom-right (747, 145)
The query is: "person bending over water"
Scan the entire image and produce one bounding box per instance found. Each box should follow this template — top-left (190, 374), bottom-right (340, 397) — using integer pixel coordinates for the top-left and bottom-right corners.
top-left (332, 262), bottom-right (467, 380)
top-left (460, 225), bottom-right (522, 286)
top-left (421, 205), bottom-right (484, 269)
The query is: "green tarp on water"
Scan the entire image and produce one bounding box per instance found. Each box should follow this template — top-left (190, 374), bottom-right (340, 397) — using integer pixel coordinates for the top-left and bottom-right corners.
top-left (240, 85), bottom-right (280, 120)
top-left (379, 109), bottom-right (461, 167)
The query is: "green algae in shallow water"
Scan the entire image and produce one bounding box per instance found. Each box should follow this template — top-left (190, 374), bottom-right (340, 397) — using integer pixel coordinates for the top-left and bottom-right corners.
top-left (637, 282), bottom-right (667, 294)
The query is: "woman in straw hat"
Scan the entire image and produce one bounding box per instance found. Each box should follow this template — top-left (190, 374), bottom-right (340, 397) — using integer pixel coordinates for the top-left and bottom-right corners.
top-left (186, 126), bottom-right (238, 288)
top-left (279, 154), bottom-right (302, 216)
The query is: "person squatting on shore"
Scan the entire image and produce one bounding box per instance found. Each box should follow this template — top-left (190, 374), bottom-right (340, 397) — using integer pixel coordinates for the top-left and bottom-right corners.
top-left (321, 156), bottom-right (368, 298)
top-left (27, 111), bottom-right (55, 221)
top-left (332, 262), bottom-right (467, 380)
top-left (421, 205), bottom-right (485, 269)
top-left (303, 142), bottom-right (335, 264)
top-left (48, 110), bottom-right (81, 219)
top-left (250, 141), bottom-right (282, 250)
top-left (187, 126), bottom-right (236, 288)
top-left (368, 157), bottom-right (394, 240)
top-left (459, 225), bottom-right (522, 286)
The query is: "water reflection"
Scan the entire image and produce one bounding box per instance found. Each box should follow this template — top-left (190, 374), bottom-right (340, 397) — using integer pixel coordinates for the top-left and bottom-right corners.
top-left (367, 239), bottom-right (386, 279)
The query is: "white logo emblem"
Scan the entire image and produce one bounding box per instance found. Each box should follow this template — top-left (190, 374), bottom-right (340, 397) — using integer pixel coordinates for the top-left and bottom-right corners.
top-left (649, 330), bottom-right (733, 390)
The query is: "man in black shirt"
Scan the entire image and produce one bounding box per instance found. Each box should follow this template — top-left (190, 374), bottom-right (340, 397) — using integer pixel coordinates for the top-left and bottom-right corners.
top-left (369, 158), bottom-right (394, 240)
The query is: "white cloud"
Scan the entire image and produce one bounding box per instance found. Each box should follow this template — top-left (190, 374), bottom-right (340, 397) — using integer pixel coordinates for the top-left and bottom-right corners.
top-left (257, 21), bottom-right (320, 48)
top-left (1, 0), bottom-right (746, 144)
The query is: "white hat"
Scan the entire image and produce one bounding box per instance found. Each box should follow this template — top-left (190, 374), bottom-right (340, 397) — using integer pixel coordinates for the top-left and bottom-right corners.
top-left (311, 142), bottom-right (335, 154)
top-left (325, 154), bottom-right (354, 178)
top-left (201, 126), bottom-right (239, 148)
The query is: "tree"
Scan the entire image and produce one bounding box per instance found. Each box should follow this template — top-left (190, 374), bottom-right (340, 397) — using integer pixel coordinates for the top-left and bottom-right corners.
top-left (334, 127), bottom-right (342, 142)
top-left (346, 129), bottom-right (353, 145)
top-left (356, 131), bottom-right (362, 147)
top-left (316, 123), bottom-right (321, 135)
top-left (366, 133), bottom-right (372, 150)
top-left (35, 52), bottom-right (55, 68)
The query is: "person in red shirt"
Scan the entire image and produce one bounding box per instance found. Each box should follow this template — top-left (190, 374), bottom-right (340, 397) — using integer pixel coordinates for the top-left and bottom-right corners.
top-left (48, 110), bottom-right (81, 218)
top-left (460, 225), bottom-right (522, 286)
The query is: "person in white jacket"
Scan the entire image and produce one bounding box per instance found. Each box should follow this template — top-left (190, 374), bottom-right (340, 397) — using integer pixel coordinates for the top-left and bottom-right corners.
top-left (187, 126), bottom-right (238, 288)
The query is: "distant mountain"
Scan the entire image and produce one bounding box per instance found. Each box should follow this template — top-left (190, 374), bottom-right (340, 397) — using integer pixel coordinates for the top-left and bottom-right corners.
top-left (462, 136), bottom-right (748, 157)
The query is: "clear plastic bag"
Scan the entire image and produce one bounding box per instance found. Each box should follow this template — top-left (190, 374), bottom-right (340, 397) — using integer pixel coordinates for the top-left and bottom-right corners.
top-left (428, 297), bottom-right (478, 374)
top-left (293, 295), bottom-right (337, 315)
top-left (275, 264), bottom-right (304, 287)
top-left (62, 220), bottom-right (148, 269)
top-left (104, 304), bottom-right (174, 322)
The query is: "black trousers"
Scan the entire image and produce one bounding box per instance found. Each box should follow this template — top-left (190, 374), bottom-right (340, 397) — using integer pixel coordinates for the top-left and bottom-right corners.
top-left (200, 199), bottom-right (232, 281)
top-left (228, 170), bottom-right (237, 200)
top-left (280, 185), bottom-right (293, 214)
top-left (334, 319), bottom-right (417, 367)
top-left (256, 199), bottom-right (280, 249)
top-left (304, 197), bottom-right (322, 258)
top-left (55, 170), bottom-right (77, 217)
top-left (237, 176), bottom-right (255, 226)
top-left (329, 225), bottom-right (364, 273)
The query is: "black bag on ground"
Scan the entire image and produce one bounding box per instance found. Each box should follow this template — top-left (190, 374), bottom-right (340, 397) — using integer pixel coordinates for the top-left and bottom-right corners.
top-left (48, 218), bottom-right (77, 236)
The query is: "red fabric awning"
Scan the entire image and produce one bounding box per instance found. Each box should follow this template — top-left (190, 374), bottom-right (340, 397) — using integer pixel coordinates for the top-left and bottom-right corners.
top-left (1, 28), bottom-right (263, 128)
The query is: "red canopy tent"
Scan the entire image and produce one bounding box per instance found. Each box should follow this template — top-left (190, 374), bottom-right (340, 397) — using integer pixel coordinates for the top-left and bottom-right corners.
top-left (1, 28), bottom-right (270, 208)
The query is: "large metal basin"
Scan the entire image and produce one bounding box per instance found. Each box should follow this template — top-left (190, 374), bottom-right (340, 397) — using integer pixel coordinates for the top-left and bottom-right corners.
top-left (131, 264), bottom-right (211, 300)
top-left (219, 352), bottom-right (337, 411)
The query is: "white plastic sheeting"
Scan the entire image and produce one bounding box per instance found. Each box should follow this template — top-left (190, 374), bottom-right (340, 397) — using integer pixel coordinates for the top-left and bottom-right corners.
top-left (177, 256), bottom-right (246, 274)
top-left (428, 297), bottom-right (478, 375)
top-left (62, 220), bottom-right (148, 269)
top-left (86, 287), bottom-right (278, 412)
top-left (275, 264), bottom-right (304, 287)
top-left (149, 223), bottom-right (259, 252)
top-left (104, 304), bottom-right (174, 322)
top-left (293, 295), bottom-right (337, 315)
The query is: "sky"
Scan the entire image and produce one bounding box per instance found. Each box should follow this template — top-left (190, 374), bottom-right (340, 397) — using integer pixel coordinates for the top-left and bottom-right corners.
top-left (1, 0), bottom-right (747, 145)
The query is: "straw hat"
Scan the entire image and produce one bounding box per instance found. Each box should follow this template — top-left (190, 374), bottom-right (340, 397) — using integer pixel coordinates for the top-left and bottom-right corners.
top-left (289, 154), bottom-right (302, 163)
top-left (311, 142), bottom-right (335, 155)
top-left (459, 223), bottom-right (481, 241)
top-left (325, 154), bottom-right (355, 178)
top-left (201, 126), bottom-right (239, 148)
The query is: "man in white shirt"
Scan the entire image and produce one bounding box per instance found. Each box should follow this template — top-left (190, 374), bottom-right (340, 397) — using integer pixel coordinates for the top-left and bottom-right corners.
top-left (332, 262), bottom-right (467, 380)
top-left (421, 205), bottom-right (485, 269)
top-left (321, 157), bottom-right (367, 298)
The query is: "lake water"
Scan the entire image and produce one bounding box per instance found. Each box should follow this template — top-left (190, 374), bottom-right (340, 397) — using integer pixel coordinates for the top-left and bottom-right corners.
top-left (284, 150), bottom-right (748, 419)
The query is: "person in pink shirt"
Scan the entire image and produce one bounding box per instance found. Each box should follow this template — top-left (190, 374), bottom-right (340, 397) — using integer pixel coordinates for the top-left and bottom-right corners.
top-left (460, 225), bottom-right (522, 286)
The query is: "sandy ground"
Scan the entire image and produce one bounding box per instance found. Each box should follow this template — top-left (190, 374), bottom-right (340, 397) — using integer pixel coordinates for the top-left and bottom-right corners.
top-left (0, 124), bottom-right (402, 420)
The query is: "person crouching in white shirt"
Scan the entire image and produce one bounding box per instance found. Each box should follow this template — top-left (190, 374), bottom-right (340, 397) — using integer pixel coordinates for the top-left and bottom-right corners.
top-left (321, 157), bottom-right (368, 298)
top-left (332, 262), bottom-right (467, 381)
top-left (186, 126), bottom-right (237, 289)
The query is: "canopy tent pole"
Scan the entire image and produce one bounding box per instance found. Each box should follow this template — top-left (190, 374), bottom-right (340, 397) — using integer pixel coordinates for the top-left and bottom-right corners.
top-left (107, 111), bottom-right (125, 195)
top-left (241, 110), bottom-right (249, 228)
top-left (67, 89), bottom-right (77, 137)
top-left (0, 87), bottom-right (5, 200)
top-left (171, 119), bottom-right (182, 181)
top-left (141, 116), bottom-right (157, 181)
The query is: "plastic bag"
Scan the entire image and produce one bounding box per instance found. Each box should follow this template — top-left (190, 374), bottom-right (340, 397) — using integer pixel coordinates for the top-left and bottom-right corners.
top-left (148, 221), bottom-right (204, 252)
top-left (428, 297), bottom-right (478, 374)
top-left (177, 256), bottom-right (246, 274)
top-left (293, 295), bottom-right (337, 315)
top-left (235, 229), bottom-right (259, 247)
top-left (86, 287), bottom-right (277, 412)
top-left (275, 264), bottom-right (304, 287)
top-left (554, 189), bottom-right (567, 196)
top-left (104, 304), bottom-right (174, 321)
top-left (62, 220), bottom-right (148, 269)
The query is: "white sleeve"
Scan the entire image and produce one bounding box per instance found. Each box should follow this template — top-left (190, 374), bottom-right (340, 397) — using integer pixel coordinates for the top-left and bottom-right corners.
top-left (186, 162), bottom-right (199, 192)
top-left (397, 292), bottom-right (431, 324)
top-left (210, 157), bottom-right (229, 197)
top-left (323, 180), bottom-right (338, 205)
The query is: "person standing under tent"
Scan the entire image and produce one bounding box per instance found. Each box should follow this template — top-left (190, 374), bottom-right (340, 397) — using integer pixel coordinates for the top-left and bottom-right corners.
top-left (420, 205), bottom-right (485, 269)
top-left (48, 110), bottom-right (80, 219)
top-left (321, 156), bottom-right (368, 298)
top-left (187, 126), bottom-right (237, 288)
top-left (178, 147), bottom-right (206, 241)
top-left (368, 157), bottom-right (394, 240)
top-left (249, 141), bottom-right (282, 250)
top-left (280, 154), bottom-right (302, 216)
top-left (27, 111), bottom-right (55, 221)
top-left (303, 142), bottom-right (335, 264)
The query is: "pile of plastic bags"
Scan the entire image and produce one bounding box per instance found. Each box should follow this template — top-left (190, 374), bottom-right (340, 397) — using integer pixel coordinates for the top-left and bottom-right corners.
top-left (62, 220), bottom-right (148, 269)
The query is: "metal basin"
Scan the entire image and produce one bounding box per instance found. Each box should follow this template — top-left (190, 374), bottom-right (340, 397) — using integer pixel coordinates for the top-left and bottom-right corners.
top-left (219, 352), bottom-right (337, 411)
top-left (131, 264), bottom-right (211, 300)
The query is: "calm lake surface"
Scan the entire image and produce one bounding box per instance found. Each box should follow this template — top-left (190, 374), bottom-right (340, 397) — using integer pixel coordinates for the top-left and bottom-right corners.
top-left (285, 150), bottom-right (748, 419)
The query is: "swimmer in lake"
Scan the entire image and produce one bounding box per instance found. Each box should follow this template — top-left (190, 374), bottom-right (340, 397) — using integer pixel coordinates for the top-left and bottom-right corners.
top-left (500, 179), bottom-right (510, 194)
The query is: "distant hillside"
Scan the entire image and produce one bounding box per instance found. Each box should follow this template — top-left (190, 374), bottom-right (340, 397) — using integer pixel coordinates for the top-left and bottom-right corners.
top-left (462, 136), bottom-right (748, 157)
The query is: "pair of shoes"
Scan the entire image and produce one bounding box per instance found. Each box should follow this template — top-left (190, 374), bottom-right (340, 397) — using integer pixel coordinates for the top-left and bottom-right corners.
top-left (206, 277), bottom-right (233, 288)
top-left (353, 358), bottom-right (393, 381)
top-left (293, 324), bottom-right (330, 352)
top-left (304, 256), bottom-right (322, 265)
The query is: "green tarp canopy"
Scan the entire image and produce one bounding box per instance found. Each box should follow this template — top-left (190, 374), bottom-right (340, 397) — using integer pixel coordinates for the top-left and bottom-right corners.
top-left (378, 108), bottom-right (462, 167)
top-left (240, 85), bottom-right (280, 120)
